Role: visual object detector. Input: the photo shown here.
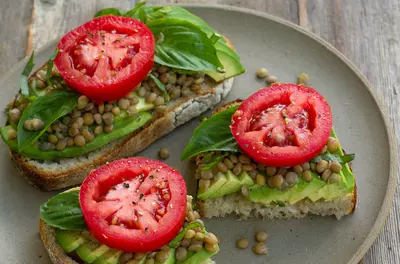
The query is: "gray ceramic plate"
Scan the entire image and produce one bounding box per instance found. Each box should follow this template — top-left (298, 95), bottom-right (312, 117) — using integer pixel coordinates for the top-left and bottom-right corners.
top-left (0, 5), bottom-right (397, 264)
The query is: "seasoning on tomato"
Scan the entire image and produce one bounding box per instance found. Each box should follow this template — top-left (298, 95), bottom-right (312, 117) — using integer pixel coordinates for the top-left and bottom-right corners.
top-left (79, 158), bottom-right (187, 252)
top-left (54, 16), bottom-right (154, 102)
top-left (230, 83), bottom-right (332, 167)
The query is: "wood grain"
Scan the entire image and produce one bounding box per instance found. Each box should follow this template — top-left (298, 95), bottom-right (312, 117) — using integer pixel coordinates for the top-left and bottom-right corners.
top-left (0, 0), bottom-right (398, 263)
top-left (0, 0), bottom-right (33, 76)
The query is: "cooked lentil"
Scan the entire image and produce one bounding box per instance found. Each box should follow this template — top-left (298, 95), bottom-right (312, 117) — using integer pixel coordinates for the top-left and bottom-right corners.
top-left (328, 173), bottom-right (341, 183)
top-left (236, 238), bottom-right (250, 249)
top-left (330, 160), bottom-right (342, 173)
top-left (272, 174), bottom-right (284, 188)
top-left (256, 174), bottom-right (266, 185)
top-left (316, 160), bottom-right (329, 173)
top-left (158, 148), bottom-right (169, 159)
top-left (7, 128), bottom-right (17, 140)
top-left (253, 242), bottom-right (268, 255)
top-left (321, 169), bottom-right (332, 182)
top-left (266, 75), bottom-right (277, 84)
top-left (327, 137), bottom-right (339, 152)
top-left (255, 231), bottom-right (268, 242)
top-left (302, 170), bottom-right (313, 181)
top-left (256, 68), bottom-right (269, 78)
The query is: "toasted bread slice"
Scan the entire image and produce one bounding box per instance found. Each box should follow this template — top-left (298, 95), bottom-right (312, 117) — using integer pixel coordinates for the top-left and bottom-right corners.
top-left (196, 101), bottom-right (357, 220)
top-left (9, 39), bottom-right (236, 191)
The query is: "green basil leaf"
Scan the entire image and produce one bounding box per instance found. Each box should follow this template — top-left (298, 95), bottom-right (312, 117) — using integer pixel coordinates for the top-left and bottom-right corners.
top-left (46, 49), bottom-right (59, 85)
top-left (276, 200), bottom-right (286, 207)
top-left (200, 153), bottom-right (230, 171)
top-left (322, 153), bottom-right (355, 164)
top-left (181, 105), bottom-right (241, 160)
top-left (40, 190), bottom-right (86, 230)
top-left (4, 111), bottom-right (152, 160)
top-left (148, 74), bottom-right (169, 102)
top-left (123, 1), bottom-right (147, 18)
top-left (311, 155), bottom-right (322, 163)
top-left (147, 18), bottom-right (222, 72)
top-left (94, 7), bottom-right (121, 17)
top-left (20, 52), bottom-right (35, 96)
top-left (168, 222), bottom-right (202, 248)
top-left (17, 91), bottom-right (79, 151)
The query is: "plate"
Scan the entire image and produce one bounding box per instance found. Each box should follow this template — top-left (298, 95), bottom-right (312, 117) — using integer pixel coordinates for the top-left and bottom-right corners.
top-left (0, 5), bottom-right (397, 264)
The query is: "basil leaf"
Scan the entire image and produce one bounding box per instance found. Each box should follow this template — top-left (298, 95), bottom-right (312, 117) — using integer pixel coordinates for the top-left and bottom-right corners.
top-left (20, 52), bottom-right (35, 96)
top-left (168, 222), bottom-right (202, 248)
top-left (40, 190), bottom-right (86, 230)
top-left (147, 18), bottom-right (222, 72)
top-left (3, 111), bottom-right (152, 159)
top-left (94, 7), bottom-right (121, 17)
top-left (181, 105), bottom-right (241, 160)
top-left (311, 155), bottom-right (322, 163)
top-left (148, 74), bottom-right (169, 102)
top-left (123, 1), bottom-right (147, 18)
top-left (276, 200), bottom-right (286, 207)
top-left (322, 153), bottom-right (355, 164)
top-left (46, 49), bottom-right (59, 85)
top-left (200, 153), bottom-right (230, 171)
top-left (17, 91), bottom-right (79, 151)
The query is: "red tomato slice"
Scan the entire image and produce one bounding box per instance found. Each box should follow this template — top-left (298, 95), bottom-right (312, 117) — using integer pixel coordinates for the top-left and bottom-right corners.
top-left (231, 84), bottom-right (332, 167)
top-left (54, 16), bottom-right (154, 102)
top-left (79, 158), bottom-right (187, 252)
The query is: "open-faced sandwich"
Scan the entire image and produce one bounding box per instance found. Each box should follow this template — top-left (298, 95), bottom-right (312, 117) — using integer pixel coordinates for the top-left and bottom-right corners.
top-left (1, 3), bottom-right (244, 191)
top-left (40, 157), bottom-right (220, 264)
top-left (181, 83), bottom-right (357, 220)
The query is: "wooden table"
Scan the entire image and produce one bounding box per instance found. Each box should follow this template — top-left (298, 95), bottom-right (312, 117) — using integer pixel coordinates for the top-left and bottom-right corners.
top-left (0, 0), bottom-right (398, 263)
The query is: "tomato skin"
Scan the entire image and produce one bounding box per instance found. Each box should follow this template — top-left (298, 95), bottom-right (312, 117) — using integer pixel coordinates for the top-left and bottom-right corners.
top-left (231, 84), bottom-right (332, 167)
top-left (55, 16), bottom-right (154, 102)
top-left (79, 158), bottom-right (187, 252)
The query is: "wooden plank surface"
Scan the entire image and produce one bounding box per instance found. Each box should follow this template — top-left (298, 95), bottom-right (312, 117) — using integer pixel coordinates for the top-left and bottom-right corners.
top-left (0, 0), bottom-right (399, 263)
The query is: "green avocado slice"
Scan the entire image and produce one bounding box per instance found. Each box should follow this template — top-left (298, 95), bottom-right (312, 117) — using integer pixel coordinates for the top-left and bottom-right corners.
top-left (181, 246), bottom-right (219, 264)
top-left (56, 229), bottom-right (86, 253)
top-left (76, 242), bottom-right (110, 264)
top-left (93, 249), bottom-right (123, 264)
top-left (210, 170), bottom-right (241, 198)
top-left (198, 172), bottom-right (228, 200)
top-left (155, 248), bottom-right (175, 264)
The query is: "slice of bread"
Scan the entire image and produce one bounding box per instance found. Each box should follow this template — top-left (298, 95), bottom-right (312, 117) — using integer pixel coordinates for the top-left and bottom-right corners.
top-left (9, 40), bottom-right (236, 191)
top-left (196, 101), bottom-right (357, 220)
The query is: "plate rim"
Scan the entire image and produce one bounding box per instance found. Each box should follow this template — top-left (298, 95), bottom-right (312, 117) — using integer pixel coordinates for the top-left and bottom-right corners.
top-left (0, 4), bottom-right (397, 264)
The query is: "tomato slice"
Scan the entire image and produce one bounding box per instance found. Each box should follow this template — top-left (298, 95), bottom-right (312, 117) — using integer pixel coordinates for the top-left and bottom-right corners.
top-left (230, 84), bottom-right (332, 167)
top-left (79, 158), bottom-right (187, 252)
top-left (54, 16), bottom-right (154, 102)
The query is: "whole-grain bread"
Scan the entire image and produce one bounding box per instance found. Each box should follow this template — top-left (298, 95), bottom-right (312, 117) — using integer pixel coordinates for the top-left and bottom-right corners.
top-left (196, 101), bottom-right (357, 220)
top-left (9, 39), bottom-right (236, 191)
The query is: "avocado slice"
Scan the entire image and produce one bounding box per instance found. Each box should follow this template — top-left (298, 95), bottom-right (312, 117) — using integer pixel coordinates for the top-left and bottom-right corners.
top-left (238, 171), bottom-right (255, 187)
top-left (76, 242), bottom-right (110, 263)
top-left (155, 248), bottom-right (175, 264)
top-left (288, 174), bottom-right (325, 204)
top-left (93, 249), bottom-right (123, 264)
top-left (210, 170), bottom-right (241, 198)
top-left (198, 172), bottom-right (228, 200)
top-left (56, 230), bottom-right (86, 253)
top-left (181, 246), bottom-right (219, 264)
top-left (206, 39), bottom-right (245, 82)
top-left (125, 254), bottom-right (147, 264)
top-left (248, 185), bottom-right (291, 205)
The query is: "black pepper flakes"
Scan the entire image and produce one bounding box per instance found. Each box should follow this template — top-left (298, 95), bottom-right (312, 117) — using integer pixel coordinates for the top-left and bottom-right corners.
top-left (145, 227), bottom-right (149, 232)
top-left (149, 175), bottom-right (154, 179)
top-left (123, 183), bottom-right (130, 188)
top-left (140, 193), bottom-right (144, 200)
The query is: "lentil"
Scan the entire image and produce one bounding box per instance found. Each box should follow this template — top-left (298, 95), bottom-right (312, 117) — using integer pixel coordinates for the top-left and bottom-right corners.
top-left (155, 105), bottom-right (167, 114)
top-left (188, 244), bottom-right (203, 252)
top-left (204, 233), bottom-right (218, 245)
top-left (168, 72), bottom-right (177, 84)
top-left (266, 75), bottom-right (277, 84)
top-left (127, 105), bottom-right (138, 116)
top-left (255, 231), bottom-right (268, 242)
top-left (242, 164), bottom-right (255, 172)
top-left (316, 160), bottom-right (329, 173)
top-left (9, 108), bottom-right (21, 123)
top-left (200, 169), bottom-right (213, 180)
top-left (36, 79), bottom-right (46, 89)
top-left (68, 127), bottom-right (80, 137)
top-left (184, 229), bottom-right (195, 239)
top-left (187, 211), bottom-right (196, 222)
top-left (328, 173), bottom-right (341, 183)
top-left (181, 87), bottom-right (191, 97)
top-left (195, 232), bottom-right (205, 241)
top-left (266, 166), bottom-right (277, 176)
top-left (137, 87), bottom-right (147, 97)
top-left (330, 160), bottom-right (342, 173)
top-left (82, 113), bottom-right (94, 125)
top-left (222, 158), bottom-right (234, 169)
top-left (293, 165), bottom-right (303, 174)
top-left (177, 75), bottom-right (186, 85)
top-left (98, 104), bottom-right (105, 114)
top-left (159, 73), bottom-right (169, 84)
top-left (180, 238), bottom-right (191, 247)
top-left (272, 174), bottom-right (284, 188)
top-left (157, 65), bottom-right (169, 74)
top-left (77, 95), bottom-right (89, 110)
top-left (102, 113), bottom-right (114, 125)
top-left (256, 68), bottom-right (269, 78)
top-left (256, 174), bottom-right (266, 185)
top-left (175, 247), bottom-right (187, 261)
top-left (48, 134), bottom-right (59, 144)
top-left (155, 251), bottom-right (169, 262)
top-left (205, 242), bottom-right (218, 253)
top-left (321, 169), bottom-right (332, 182)
top-left (56, 139), bottom-right (67, 151)
top-left (236, 238), bottom-right (249, 249)
top-left (145, 259), bottom-right (155, 264)
top-left (302, 170), bottom-right (313, 181)
top-left (285, 171), bottom-right (298, 186)
top-left (84, 102), bottom-right (94, 111)
top-left (7, 129), bottom-right (17, 140)
top-left (158, 148), bottom-right (169, 159)
top-left (130, 96), bottom-right (139, 105)
top-left (277, 167), bottom-right (287, 176)
top-left (216, 162), bottom-right (228, 172)
top-left (146, 93), bottom-right (157, 103)
top-left (302, 162), bottom-right (311, 170)
top-left (82, 130), bottom-right (93, 142)
top-left (229, 154), bottom-right (239, 163)
top-left (93, 113), bottom-right (102, 124)
top-left (238, 154), bottom-right (251, 164)
top-left (75, 117), bottom-right (84, 128)
top-left (170, 87), bottom-right (181, 99)
top-left (74, 135), bottom-right (86, 147)
top-left (183, 77), bottom-right (194, 87)
top-left (266, 177), bottom-right (274, 188)
top-left (297, 73), bottom-right (309, 84)
top-left (232, 163), bottom-right (242, 175)
top-left (241, 184), bottom-right (249, 197)
top-left (67, 138), bottom-right (74, 147)
top-left (257, 164), bottom-right (266, 171)
top-left (327, 137), bottom-right (339, 152)
top-left (253, 242), bottom-right (268, 255)
top-left (119, 253), bottom-right (134, 264)
top-left (111, 106), bottom-right (121, 116)
top-left (118, 98), bottom-right (130, 109)
top-left (134, 253), bottom-right (146, 260)
top-left (55, 132), bottom-right (64, 139)
top-left (154, 96), bottom-right (165, 106)
top-left (310, 162), bottom-right (316, 171)
top-left (198, 179), bottom-right (211, 191)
